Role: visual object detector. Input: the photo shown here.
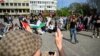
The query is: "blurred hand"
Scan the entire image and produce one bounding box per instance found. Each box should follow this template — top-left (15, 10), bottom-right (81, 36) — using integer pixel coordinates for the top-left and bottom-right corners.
top-left (55, 28), bottom-right (63, 50)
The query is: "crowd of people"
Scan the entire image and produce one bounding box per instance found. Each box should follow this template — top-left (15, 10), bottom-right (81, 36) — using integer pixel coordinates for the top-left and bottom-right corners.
top-left (0, 13), bottom-right (100, 56)
top-left (0, 13), bottom-right (100, 41)
top-left (0, 14), bottom-right (67, 56)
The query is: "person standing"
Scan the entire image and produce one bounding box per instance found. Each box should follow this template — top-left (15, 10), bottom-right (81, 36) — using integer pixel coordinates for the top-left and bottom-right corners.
top-left (8, 16), bottom-right (13, 24)
top-left (92, 14), bottom-right (100, 38)
top-left (70, 15), bottom-right (78, 44)
top-left (4, 16), bottom-right (9, 24)
top-left (18, 15), bottom-right (23, 29)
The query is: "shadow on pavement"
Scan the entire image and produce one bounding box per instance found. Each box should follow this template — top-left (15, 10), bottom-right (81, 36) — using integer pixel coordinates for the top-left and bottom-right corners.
top-left (77, 32), bottom-right (91, 38)
top-left (63, 37), bottom-right (71, 43)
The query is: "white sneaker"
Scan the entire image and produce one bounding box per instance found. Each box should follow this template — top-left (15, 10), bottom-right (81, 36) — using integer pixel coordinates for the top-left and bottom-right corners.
top-left (0, 35), bottom-right (3, 37)
top-left (92, 35), bottom-right (95, 38)
top-left (3, 34), bottom-right (5, 37)
top-left (97, 36), bottom-right (100, 38)
top-left (37, 29), bottom-right (45, 35)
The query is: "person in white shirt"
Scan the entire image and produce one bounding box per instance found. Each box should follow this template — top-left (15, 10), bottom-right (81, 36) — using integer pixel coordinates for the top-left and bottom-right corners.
top-left (29, 16), bottom-right (45, 34)
top-left (46, 16), bottom-right (52, 28)
top-left (47, 21), bottom-right (55, 33)
top-left (59, 17), bottom-right (64, 29)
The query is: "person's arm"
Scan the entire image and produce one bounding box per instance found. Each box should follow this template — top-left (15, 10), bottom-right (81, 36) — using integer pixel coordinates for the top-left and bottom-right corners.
top-left (55, 28), bottom-right (66, 56)
top-left (36, 20), bottom-right (41, 26)
top-left (34, 49), bottom-right (41, 56)
top-left (57, 48), bottom-right (65, 56)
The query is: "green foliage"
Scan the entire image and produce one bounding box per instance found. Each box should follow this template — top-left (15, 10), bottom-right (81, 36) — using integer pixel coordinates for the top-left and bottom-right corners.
top-left (56, 2), bottom-right (97, 16)
top-left (68, 2), bottom-right (96, 15)
top-left (56, 7), bottom-right (71, 16)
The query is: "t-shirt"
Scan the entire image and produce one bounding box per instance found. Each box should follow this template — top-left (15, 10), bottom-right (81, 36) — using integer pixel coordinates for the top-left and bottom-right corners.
top-left (48, 24), bottom-right (54, 30)
top-left (30, 19), bottom-right (37, 24)
top-left (95, 18), bottom-right (100, 27)
top-left (19, 16), bottom-right (23, 21)
top-left (70, 20), bottom-right (76, 28)
top-left (70, 21), bottom-right (76, 28)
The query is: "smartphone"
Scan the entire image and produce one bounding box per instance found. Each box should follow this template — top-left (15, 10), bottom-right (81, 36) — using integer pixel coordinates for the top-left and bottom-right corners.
top-left (48, 51), bottom-right (55, 55)
top-left (54, 21), bottom-right (58, 32)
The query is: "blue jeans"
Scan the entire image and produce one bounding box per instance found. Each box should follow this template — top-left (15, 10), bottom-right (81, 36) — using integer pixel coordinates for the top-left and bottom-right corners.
top-left (70, 28), bottom-right (77, 42)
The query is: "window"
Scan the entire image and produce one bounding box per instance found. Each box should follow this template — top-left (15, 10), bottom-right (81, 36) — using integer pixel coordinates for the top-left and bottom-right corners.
top-left (14, 3), bottom-right (17, 6)
top-left (27, 9), bottom-right (29, 12)
top-left (42, 1), bottom-right (45, 4)
top-left (1, 3), bottom-right (4, 6)
top-left (30, 1), bottom-right (33, 3)
top-left (39, 1), bottom-right (41, 4)
top-left (7, 10), bottom-right (10, 13)
top-left (46, 2), bottom-right (49, 4)
top-left (26, 3), bottom-right (29, 6)
top-left (23, 9), bottom-right (25, 12)
top-left (33, 1), bottom-right (36, 3)
top-left (10, 3), bottom-right (13, 6)
top-left (52, 2), bottom-right (54, 4)
top-left (0, 9), bottom-right (2, 13)
top-left (38, 1), bottom-right (40, 4)
top-left (18, 3), bottom-right (21, 6)
top-left (11, 10), bottom-right (14, 13)
top-left (47, 6), bottom-right (51, 8)
top-left (3, 10), bottom-right (6, 12)
top-left (33, 1), bottom-right (35, 3)
top-left (22, 3), bottom-right (25, 6)
top-left (19, 10), bottom-right (22, 12)
top-left (6, 3), bottom-right (9, 6)
top-left (15, 9), bottom-right (18, 13)
top-left (40, 6), bottom-right (42, 8)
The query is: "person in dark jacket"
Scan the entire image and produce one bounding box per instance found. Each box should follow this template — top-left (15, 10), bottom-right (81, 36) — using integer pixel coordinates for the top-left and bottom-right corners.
top-left (92, 14), bottom-right (100, 38)
top-left (4, 16), bottom-right (9, 24)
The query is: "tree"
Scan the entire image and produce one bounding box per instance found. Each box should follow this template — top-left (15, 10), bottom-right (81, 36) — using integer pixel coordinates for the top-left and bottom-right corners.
top-left (68, 2), bottom-right (94, 16)
top-left (56, 7), bottom-right (71, 16)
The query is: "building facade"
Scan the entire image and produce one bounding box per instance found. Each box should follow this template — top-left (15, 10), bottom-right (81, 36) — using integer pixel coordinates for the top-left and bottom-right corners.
top-left (0, 0), bottom-right (57, 17)
top-left (0, 0), bottom-right (30, 18)
top-left (29, 0), bottom-right (57, 14)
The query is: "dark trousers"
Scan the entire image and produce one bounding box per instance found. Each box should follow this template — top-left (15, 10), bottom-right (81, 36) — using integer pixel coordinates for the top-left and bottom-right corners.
top-left (93, 27), bottom-right (100, 36)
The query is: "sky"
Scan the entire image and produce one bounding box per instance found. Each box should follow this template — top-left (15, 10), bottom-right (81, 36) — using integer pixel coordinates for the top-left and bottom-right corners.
top-left (58, 0), bottom-right (87, 8)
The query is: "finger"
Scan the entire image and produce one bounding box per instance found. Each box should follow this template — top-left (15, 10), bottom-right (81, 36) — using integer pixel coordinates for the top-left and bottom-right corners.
top-left (57, 28), bottom-right (61, 37)
top-left (55, 32), bottom-right (58, 38)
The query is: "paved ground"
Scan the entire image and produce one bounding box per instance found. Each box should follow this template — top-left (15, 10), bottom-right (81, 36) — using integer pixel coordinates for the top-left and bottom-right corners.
top-left (0, 19), bottom-right (100, 56)
top-left (40, 31), bottom-right (100, 56)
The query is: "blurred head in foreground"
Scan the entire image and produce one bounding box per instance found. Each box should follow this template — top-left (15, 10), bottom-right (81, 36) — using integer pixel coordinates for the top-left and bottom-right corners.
top-left (0, 30), bottom-right (42, 56)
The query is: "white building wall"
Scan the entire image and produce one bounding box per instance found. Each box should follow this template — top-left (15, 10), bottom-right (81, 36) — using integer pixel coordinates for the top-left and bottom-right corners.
top-left (4, 0), bottom-right (29, 3)
top-left (29, 0), bottom-right (57, 13)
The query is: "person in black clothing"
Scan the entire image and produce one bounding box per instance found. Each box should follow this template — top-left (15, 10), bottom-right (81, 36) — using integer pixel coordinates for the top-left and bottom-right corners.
top-left (83, 16), bottom-right (88, 31)
top-left (70, 15), bottom-right (78, 44)
top-left (92, 14), bottom-right (100, 38)
top-left (0, 22), bottom-right (5, 37)
top-left (18, 15), bottom-right (24, 29)
top-left (30, 16), bottom-right (38, 24)
top-left (4, 16), bottom-right (9, 24)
